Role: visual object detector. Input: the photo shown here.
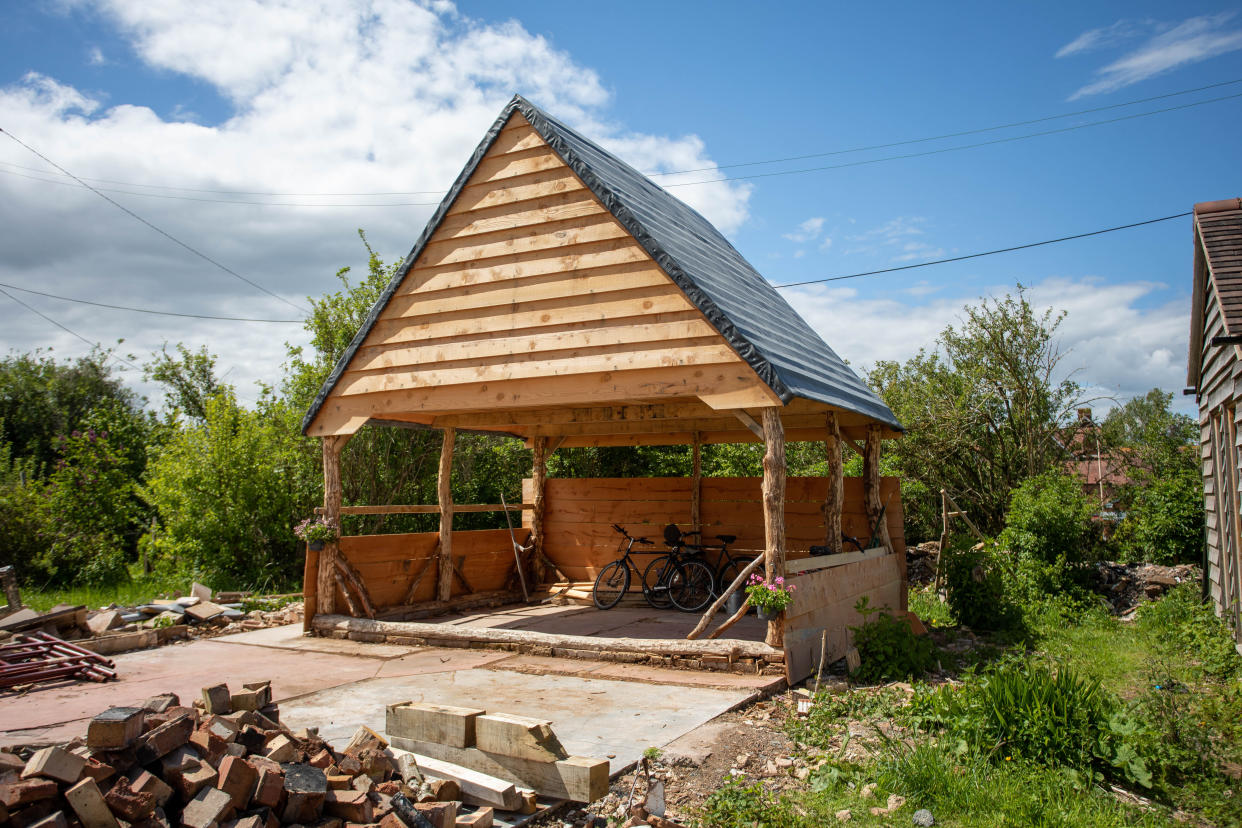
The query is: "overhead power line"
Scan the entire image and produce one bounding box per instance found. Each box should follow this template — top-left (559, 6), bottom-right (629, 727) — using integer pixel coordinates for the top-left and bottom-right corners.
top-left (662, 92), bottom-right (1242, 188)
top-left (0, 281), bottom-right (304, 323)
top-left (773, 211), bottom-right (1193, 289)
top-left (1, 78), bottom-right (1239, 204)
top-left (0, 126), bottom-right (308, 312)
top-left (0, 286), bottom-right (139, 371)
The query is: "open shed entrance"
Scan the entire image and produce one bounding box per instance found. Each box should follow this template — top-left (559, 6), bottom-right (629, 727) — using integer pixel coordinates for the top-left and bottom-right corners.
top-left (299, 95), bottom-right (909, 684)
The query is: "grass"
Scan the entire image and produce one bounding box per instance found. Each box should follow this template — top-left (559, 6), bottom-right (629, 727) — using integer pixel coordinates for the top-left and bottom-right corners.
top-left (701, 585), bottom-right (1242, 827)
top-left (21, 573), bottom-right (189, 612)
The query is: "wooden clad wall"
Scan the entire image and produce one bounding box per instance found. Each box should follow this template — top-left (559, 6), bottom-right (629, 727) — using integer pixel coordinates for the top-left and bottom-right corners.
top-left (307, 112), bottom-right (773, 436)
top-left (1198, 271), bottom-right (1242, 645)
top-left (337, 528), bottom-right (527, 608)
top-left (781, 554), bottom-right (904, 683)
top-left (524, 476), bottom-right (904, 583)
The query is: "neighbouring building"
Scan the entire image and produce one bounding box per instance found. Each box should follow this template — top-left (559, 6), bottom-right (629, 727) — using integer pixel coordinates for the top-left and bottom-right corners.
top-left (1186, 197), bottom-right (1242, 650)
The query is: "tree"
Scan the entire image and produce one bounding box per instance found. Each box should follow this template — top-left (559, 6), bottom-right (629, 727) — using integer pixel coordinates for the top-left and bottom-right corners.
top-left (869, 288), bottom-right (1085, 536)
top-left (144, 344), bottom-right (226, 423)
top-left (1104, 389), bottom-right (1203, 564)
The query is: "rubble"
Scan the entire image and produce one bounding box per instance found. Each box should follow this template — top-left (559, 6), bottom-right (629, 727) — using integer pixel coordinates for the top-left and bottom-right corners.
top-left (905, 542), bottom-right (938, 586)
top-left (1092, 562), bottom-right (1200, 615)
top-left (2, 684), bottom-right (569, 828)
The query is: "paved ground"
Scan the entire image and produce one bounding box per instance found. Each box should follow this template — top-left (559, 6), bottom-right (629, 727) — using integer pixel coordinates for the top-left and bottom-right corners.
top-left (0, 623), bottom-right (782, 767)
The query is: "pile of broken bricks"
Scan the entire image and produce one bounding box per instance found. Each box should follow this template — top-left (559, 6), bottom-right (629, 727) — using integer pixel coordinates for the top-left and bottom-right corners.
top-left (0, 682), bottom-right (499, 828)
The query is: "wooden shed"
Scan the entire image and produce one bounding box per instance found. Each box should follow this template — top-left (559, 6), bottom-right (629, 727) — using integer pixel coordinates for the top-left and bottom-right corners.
top-left (1188, 197), bottom-right (1242, 651)
top-left (300, 95), bottom-right (908, 681)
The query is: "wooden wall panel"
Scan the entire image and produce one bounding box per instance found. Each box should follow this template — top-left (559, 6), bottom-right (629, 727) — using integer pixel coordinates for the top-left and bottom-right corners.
top-left (781, 553), bottom-right (904, 683)
top-left (524, 476), bottom-right (905, 583)
top-left (339, 528), bottom-right (528, 608)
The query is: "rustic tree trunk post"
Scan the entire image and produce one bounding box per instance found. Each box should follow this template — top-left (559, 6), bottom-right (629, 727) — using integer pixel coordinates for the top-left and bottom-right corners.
top-left (317, 435), bottom-right (348, 617)
top-left (761, 407), bottom-right (786, 648)
top-left (863, 424), bottom-right (892, 551)
top-left (437, 428), bottom-right (456, 602)
top-left (822, 411), bottom-right (843, 554)
top-left (691, 431), bottom-right (702, 531)
top-left (531, 435), bottom-right (548, 585)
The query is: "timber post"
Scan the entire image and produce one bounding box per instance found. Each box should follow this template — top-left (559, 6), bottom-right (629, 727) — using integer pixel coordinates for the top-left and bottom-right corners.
top-left (691, 431), bottom-right (702, 531)
top-left (822, 411), bottom-right (843, 554)
top-left (317, 435), bottom-right (348, 618)
top-left (436, 427), bottom-right (456, 602)
top-left (531, 435), bottom-right (548, 584)
top-left (863, 424), bottom-right (892, 551)
top-left (761, 407), bottom-right (786, 648)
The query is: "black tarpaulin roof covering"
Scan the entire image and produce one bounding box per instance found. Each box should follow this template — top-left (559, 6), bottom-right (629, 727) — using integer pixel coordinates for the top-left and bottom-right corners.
top-left (303, 95), bottom-right (902, 434)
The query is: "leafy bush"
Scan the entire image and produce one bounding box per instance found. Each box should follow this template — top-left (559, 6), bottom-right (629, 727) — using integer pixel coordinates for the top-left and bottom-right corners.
top-left (848, 596), bottom-right (936, 683)
top-left (1136, 583), bottom-right (1240, 680)
top-left (1117, 469), bottom-right (1205, 565)
top-left (1000, 470), bottom-right (1097, 597)
top-left (940, 535), bottom-right (1022, 631)
top-left (904, 659), bottom-right (1152, 789)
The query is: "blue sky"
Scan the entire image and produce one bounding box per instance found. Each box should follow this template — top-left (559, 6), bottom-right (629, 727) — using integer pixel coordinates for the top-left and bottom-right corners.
top-left (1, 0), bottom-right (1240, 411)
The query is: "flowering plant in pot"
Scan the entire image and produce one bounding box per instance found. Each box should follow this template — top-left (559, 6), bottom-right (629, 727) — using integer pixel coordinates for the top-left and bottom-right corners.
top-left (295, 517), bottom-right (338, 550)
top-left (745, 573), bottom-right (796, 620)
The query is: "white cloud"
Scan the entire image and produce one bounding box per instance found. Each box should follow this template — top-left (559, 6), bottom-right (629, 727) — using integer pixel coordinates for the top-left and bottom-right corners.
top-left (782, 216), bottom-right (824, 243)
top-left (0, 0), bottom-right (751, 403)
top-left (1054, 19), bottom-right (1154, 59)
top-left (784, 275), bottom-right (1189, 406)
top-left (88, 46), bottom-right (107, 65)
top-left (1066, 13), bottom-right (1242, 98)
top-left (793, 250), bottom-right (805, 259)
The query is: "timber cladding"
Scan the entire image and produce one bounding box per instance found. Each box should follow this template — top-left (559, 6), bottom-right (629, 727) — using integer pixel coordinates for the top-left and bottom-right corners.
top-left (524, 476), bottom-right (904, 583)
top-left (781, 553), bottom-right (904, 683)
top-left (338, 529), bottom-right (527, 608)
top-left (307, 112), bottom-right (774, 436)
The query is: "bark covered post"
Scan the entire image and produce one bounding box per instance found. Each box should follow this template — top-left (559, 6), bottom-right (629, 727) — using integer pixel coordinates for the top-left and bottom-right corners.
top-left (761, 407), bottom-right (786, 648)
top-left (691, 431), bottom-right (702, 531)
top-left (437, 427), bottom-right (456, 602)
top-left (864, 423), bottom-right (892, 550)
top-left (531, 435), bottom-right (548, 584)
top-left (821, 411), bottom-right (843, 554)
top-left (317, 435), bottom-right (348, 617)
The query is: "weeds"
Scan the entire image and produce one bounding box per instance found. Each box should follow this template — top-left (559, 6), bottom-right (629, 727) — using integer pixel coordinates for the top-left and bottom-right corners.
top-left (848, 596), bottom-right (936, 683)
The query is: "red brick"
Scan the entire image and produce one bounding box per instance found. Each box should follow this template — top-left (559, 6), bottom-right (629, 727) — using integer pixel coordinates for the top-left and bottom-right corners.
top-left (190, 728), bottom-right (227, 767)
top-left (251, 767), bottom-right (284, 809)
top-left (134, 714), bottom-right (194, 764)
top-left (216, 757), bottom-right (258, 812)
top-left (102, 776), bottom-right (156, 822)
top-left (0, 777), bottom-right (58, 809)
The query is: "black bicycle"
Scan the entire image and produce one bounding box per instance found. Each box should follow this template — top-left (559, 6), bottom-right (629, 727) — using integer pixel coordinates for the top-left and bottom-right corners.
top-left (592, 525), bottom-right (714, 612)
top-left (647, 524), bottom-right (717, 612)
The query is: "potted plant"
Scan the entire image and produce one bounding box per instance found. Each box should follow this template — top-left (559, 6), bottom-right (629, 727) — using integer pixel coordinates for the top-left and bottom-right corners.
top-left (295, 517), bottom-right (338, 551)
top-left (745, 573), bottom-right (796, 621)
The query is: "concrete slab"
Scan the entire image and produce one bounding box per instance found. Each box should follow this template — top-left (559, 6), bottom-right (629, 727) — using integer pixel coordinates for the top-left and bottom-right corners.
top-left (278, 668), bottom-right (759, 772)
top-left (434, 603), bottom-right (768, 642)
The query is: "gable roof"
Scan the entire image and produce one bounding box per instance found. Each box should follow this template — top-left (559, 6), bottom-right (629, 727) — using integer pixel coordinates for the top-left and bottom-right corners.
top-left (1188, 198), bottom-right (1242, 387)
top-left (303, 95), bottom-right (902, 434)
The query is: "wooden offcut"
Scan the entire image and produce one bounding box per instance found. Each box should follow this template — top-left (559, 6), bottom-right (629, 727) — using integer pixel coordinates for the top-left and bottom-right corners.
top-left (392, 752), bottom-right (520, 811)
top-left (474, 713), bottom-right (568, 762)
top-left (387, 737), bottom-right (607, 803)
top-left (386, 702), bottom-right (483, 748)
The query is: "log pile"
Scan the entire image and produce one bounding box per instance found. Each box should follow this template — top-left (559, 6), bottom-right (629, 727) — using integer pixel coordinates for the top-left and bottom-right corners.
top-left (0, 683), bottom-right (502, 828)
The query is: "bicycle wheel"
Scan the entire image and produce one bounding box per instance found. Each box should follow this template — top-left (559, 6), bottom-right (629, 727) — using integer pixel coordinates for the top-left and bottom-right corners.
top-left (641, 555), bottom-right (676, 609)
top-left (592, 561), bottom-right (630, 610)
top-left (717, 558), bottom-right (764, 596)
top-left (670, 559), bottom-right (716, 612)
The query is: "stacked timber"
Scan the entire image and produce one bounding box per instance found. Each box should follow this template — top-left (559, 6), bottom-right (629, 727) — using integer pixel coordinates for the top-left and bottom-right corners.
top-left (385, 703), bottom-right (608, 805)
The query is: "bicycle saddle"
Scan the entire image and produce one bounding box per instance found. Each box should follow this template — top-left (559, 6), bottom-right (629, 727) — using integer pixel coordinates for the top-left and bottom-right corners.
top-left (716, 534), bottom-right (737, 544)
top-left (662, 523), bottom-right (682, 545)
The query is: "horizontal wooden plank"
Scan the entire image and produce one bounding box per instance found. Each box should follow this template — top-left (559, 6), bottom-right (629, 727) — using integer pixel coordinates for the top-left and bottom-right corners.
top-left (384, 264), bottom-right (676, 320)
top-left (364, 286), bottom-right (696, 345)
top-left (435, 190), bottom-right (605, 242)
top-left (419, 213), bottom-right (629, 268)
top-left (336, 341), bottom-right (741, 397)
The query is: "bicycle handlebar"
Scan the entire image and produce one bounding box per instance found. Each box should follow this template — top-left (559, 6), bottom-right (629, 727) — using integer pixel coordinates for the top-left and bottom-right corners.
top-left (613, 524), bottom-right (654, 545)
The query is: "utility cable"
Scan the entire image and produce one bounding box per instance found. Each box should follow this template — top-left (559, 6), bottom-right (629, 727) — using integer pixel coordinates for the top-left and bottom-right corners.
top-left (773, 212), bottom-right (1192, 289)
top-left (0, 126), bottom-right (309, 312)
top-left (0, 281), bottom-right (304, 322)
top-left (0, 286), bottom-right (140, 371)
top-left (662, 93), bottom-right (1242, 187)
top-left (2, 79), bottom-right (1239, 203)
